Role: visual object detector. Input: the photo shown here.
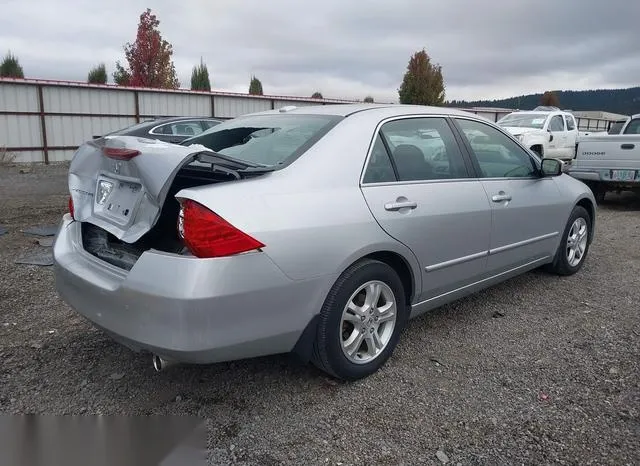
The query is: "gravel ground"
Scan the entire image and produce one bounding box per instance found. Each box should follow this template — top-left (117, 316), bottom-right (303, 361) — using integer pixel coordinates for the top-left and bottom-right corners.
top-left (0, 164), bottom-right (639, 465)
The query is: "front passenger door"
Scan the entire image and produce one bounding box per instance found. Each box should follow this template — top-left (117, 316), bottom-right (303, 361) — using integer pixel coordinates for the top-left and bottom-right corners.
top-left (546, 115), bottom-right (567, 158)
top-left (453, 118), bottom-right (566, 275)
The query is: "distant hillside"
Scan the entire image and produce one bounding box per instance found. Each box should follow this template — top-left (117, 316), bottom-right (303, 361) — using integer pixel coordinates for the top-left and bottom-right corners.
top-left (448, 87), bottom-right (640, 116)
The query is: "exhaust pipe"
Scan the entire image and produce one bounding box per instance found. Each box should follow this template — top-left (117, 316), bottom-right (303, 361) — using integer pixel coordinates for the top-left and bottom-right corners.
top-left (152, 354), bottom-right (178, 372)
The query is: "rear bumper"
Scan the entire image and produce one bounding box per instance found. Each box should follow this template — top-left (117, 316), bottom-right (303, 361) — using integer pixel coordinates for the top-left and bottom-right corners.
top-left (569, 168), bottom-right (640, 185)
top-left (53, 215), bottom-right (325, 364)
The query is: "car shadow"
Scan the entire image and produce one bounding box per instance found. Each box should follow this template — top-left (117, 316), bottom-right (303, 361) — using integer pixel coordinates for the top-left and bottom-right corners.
top-left (50, 265), bottom-right (561, 386)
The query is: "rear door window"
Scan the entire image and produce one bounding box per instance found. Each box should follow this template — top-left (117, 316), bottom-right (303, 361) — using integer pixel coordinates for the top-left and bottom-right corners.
top-left (362, 135), bottom-right (396, 183)
top-left (365, 117), bottom-right (469, 182)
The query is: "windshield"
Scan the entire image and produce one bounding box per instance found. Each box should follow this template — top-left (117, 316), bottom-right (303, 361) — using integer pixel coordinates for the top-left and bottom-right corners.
top-left (181, 114), bottom-right (342, 167)
top-left (497, 113), bottom-right (548, 129)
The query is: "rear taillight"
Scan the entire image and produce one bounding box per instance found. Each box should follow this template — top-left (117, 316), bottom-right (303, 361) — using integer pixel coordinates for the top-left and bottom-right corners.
top-left (178, 199), bottom-right (265, 258)
top-left (68, 196), bottom-right (75, 219)
top-left (102, 147), bottom-right (140, 160)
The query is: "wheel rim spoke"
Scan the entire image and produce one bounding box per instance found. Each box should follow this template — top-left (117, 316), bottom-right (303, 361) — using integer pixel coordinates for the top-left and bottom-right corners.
top-left (343, 332), bottom-right (365, 358)
top-left (347, 301), bottom-right (366, 317)
top-left (364, 283), bottom-right (382, 308)
top-left (343, 312), bottom-right (362, 324)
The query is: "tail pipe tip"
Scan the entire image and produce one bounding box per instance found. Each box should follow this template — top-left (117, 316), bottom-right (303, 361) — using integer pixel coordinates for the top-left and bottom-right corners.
top-left (152, 354), bottom-right (178, 372)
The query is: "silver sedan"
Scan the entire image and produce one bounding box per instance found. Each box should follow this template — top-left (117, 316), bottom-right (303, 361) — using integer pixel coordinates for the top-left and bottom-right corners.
top-left (54, 104), bottom-right (596, 380)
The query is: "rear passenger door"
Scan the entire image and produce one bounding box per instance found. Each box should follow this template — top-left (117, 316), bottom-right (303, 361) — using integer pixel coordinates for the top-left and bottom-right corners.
top-left (452, 117), bottom-right (565, 275)
top-left (360, 116), bottom-right (492, 303)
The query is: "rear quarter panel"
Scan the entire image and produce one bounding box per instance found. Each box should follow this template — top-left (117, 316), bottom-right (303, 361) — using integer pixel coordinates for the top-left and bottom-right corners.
top-left (176, 112), bottom-right (424, 304)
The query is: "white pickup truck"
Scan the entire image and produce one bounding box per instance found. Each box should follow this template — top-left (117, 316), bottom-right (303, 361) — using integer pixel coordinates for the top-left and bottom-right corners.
top-left (568, 114), bottom-right (640, 202)
top-left (497, 106), bottom-right (580, 160)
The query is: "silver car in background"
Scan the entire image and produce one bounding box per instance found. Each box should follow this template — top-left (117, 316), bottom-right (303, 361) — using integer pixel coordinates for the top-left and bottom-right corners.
top-left (54, 104), bottom-right (596, 380)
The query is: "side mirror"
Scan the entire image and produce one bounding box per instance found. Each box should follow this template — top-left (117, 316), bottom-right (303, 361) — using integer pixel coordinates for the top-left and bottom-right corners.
top-left (540, 158), bottom-right (562, 177)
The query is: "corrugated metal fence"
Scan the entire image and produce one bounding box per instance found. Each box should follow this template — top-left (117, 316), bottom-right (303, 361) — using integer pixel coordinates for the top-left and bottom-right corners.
top-left (2, 78), bottom-right (622, 163)
top-left (0, 78), bottom-right (356, 163)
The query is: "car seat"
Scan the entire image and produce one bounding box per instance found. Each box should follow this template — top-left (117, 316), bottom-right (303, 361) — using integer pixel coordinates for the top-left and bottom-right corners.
top-left (393, 144), bottom-right (433, 181)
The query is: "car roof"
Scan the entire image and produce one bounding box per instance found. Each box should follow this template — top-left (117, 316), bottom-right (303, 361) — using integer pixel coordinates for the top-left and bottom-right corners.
top-left (146, 116), bottom-right (219, 123)
top-left (247, 103), bottom-right (477, 118)
top-left (504, 110), bottom-right (562, 115)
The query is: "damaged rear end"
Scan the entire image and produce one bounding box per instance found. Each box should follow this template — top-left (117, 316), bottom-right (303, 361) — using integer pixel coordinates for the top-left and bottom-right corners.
top-left (54, 111), bottom-right (342, 367)
top-left (68, 135), bottom-right (266, 270)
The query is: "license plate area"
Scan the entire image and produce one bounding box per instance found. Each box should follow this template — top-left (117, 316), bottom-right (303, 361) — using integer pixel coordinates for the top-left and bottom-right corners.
top-left (609, 169), bottom-right (637, 182)
top-left (93, 174), bottom-right (143, 226)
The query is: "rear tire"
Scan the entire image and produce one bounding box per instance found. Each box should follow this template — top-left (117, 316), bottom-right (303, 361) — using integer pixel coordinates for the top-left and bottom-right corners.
top-left (547, 206), bottom-right (591, 276)
top-left (311, 259), bottom-right (408, 381)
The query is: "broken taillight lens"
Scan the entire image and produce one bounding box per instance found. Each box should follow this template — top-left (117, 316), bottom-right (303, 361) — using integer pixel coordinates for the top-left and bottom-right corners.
top-left (178, 199), bottom-right (265, 258)
top-left (102, 147), bottom-right (141, 160)
top-left (68, 196), bottom-right (75, 219)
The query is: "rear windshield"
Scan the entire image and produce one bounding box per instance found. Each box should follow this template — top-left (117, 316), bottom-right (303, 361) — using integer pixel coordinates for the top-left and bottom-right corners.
top-left (182, 114), bottom-right (342, 167)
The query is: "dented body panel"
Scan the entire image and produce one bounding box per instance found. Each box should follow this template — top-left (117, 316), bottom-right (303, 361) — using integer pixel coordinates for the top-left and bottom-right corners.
top-left (69, 136), bottom-right (208, 243)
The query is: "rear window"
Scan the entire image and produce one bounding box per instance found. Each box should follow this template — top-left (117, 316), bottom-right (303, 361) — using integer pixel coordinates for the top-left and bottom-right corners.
top-left (182, 114), bottom-right (342, 167)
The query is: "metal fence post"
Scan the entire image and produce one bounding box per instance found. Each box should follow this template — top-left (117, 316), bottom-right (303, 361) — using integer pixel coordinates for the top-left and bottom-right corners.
top-left (37, 84), bottom-right (49, 164)
top-left (134, 91), bottom-right (140, 123)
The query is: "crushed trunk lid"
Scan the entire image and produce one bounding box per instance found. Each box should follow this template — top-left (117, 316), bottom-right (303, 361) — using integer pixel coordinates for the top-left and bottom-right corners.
top-left (68, 135), bottom-right (266, 243)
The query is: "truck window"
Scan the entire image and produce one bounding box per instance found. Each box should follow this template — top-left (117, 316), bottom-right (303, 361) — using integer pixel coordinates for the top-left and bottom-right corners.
top-left (608, 121), bottom-right (626, 134)
top-left (564, 115), bottom-right (576, 131)
top-left (623, 119), bottom-right (640, 134)
top-left (549, 115), bottom-right (565, 132)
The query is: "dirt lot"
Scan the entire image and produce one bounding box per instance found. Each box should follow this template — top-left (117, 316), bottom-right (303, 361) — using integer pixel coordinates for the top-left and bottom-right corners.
top-left (0, 164), bottom-right (638, 465)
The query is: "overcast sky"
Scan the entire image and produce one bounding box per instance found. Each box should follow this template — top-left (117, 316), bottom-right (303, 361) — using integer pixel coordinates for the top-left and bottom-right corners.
top-left (2, 0), bottom-right (639, 102)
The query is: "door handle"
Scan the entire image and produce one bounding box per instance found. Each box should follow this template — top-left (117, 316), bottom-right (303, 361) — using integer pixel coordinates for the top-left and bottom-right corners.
top-left (491, 193), bottom-right (512, 202)
top-left (384, 200), bottom-right (417, 211)
top-left (621, 143), bottom-right (635, 150)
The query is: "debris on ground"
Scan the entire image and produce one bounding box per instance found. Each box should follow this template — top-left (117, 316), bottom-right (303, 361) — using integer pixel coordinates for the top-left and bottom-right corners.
top-left (15, 250), bottom-right (54, 266)
top-left (22, 225), bottom-right (58, 237)
top-left (436, 450), bottom-right (450, 463)
top-left (35, 237), bottom-right (55, 247)
top-left (492, 310), bottom-right (506, 318)
top-left (0, 226), bottom-right (7, 236)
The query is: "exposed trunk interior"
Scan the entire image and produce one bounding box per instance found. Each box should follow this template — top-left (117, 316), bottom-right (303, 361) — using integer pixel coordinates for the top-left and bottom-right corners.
top-left (81, 164), bottom-right (238, 270)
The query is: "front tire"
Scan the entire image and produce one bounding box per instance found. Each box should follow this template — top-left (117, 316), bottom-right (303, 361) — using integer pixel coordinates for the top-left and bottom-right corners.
top-left (547, 205), bottom-right (591, 276)
top-left (312, 259), bottom-right (408, 381)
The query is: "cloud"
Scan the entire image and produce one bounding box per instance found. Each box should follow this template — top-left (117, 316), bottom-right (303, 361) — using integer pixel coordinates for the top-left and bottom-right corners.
top-left (0, 0), bottom-right (638, 102)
